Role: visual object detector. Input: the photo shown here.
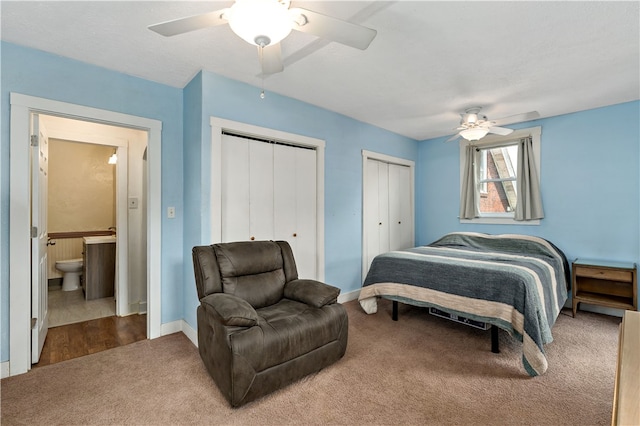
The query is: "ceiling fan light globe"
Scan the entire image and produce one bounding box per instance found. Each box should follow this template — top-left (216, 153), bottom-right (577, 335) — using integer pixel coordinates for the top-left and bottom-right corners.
top-left (228, 0), bottom-right (292, 46)
top-left (460, 128), bottom-right (489, 141)
top-left (465, 113), bottom-right (478, 124)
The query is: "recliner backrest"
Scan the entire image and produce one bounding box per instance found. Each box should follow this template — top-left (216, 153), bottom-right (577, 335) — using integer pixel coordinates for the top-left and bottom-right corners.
top-left (192, 240), bottom-right (299, 307)
top-left (214, 241), bottom-right (285, 308)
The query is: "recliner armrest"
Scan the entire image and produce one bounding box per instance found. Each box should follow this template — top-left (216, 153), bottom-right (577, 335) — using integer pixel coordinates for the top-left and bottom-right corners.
top-left (200, 293), bottom-right (259, 327)
top-left (284, 279), bottom-right (341, 308)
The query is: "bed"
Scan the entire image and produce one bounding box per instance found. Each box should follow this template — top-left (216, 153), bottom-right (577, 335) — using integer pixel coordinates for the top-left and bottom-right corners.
top-left (358, 232), bottom-right (570, 376)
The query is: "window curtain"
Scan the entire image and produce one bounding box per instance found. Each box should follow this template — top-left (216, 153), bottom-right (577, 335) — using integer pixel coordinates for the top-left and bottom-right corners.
top-left (459, 144), bottom-right (479, 219)
top-left (515, 136), bottom-right (544, 220)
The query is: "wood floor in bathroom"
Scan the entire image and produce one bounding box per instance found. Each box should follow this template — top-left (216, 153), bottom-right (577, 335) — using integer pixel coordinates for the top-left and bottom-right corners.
top-left (34, 314), bottom-right (147, 368)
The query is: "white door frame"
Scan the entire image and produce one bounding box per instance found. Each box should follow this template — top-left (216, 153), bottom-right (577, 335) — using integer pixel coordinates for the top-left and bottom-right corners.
top-left (361, 150), bottom-right (415, 282)
top-left (210, 117), bottom-right (326, 281)
top-left (9, 93), bottom-right (162, 376)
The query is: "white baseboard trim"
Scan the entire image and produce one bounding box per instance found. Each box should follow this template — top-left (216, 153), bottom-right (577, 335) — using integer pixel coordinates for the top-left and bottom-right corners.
top-left (563, 298), bottom-right (624, 317)
top-left (160, 320), bottom-right (183, 336)
top-left (338, 288), bottom-right (360, 304)
top-left (1, 361), bottom-right (10, 379)
top-left (181, 320), bottom-right (198, 347)
top-left (160, 320), bottom-right (198, 348)
top-left (126, 301), bottom-right (148, 315)
top-left (576, 303), bottom-right (625, 318)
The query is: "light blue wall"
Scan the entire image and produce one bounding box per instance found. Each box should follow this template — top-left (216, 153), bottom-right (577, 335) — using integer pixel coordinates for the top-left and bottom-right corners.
top-left (0, 42), bottom-right (185, 362)
top-left (182, 72), bottom-right (205, 320)
top-left (417, 101), bottom-right (640, 305)
top-left (181, 70), bottom-right (419, 329)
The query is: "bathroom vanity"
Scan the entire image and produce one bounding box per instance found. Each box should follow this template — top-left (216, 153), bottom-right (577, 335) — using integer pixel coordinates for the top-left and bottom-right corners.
top-left (82, 236), bottom-right (116, 300)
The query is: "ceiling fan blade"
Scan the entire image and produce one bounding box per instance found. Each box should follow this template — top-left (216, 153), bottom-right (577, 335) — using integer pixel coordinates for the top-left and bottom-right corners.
top-left (259, 43), bottom-right (284, 75)
top-left (148, 9), bottom-right (229, 37)
top-left (492, 111), bottom-right (540, 126)
top-left (445, 133), bottom-right (461, 143)
top-left (289, 7), bottom-right (377, 50)
top-left (488, 126), bottom-right (514, 136)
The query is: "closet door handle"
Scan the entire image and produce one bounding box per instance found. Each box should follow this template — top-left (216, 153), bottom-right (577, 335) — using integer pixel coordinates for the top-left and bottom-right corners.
top-left (293, 233), bottom-right (297, 237)
top-left (250, 236), bottom-right (255, 241)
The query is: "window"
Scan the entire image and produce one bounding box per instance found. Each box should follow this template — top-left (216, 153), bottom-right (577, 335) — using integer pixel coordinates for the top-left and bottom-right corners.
top-left (477, 143), bottom-right (518, 215)
top-left (459, 126), bottom-right (542, 225)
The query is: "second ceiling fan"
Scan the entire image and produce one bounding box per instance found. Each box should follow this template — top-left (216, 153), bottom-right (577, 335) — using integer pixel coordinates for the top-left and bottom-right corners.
top-left (446, 107), bottom-right (540, 142)
top-left (148, 0), bottom-right (377, 75)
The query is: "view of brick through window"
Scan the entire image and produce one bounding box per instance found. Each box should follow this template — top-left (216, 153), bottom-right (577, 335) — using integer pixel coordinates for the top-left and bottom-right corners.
top-left (478, 145), bottom-right (517, 213)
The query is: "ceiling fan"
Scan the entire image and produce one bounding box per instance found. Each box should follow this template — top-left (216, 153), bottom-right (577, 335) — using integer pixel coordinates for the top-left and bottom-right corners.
top-left (148, 0), bottom-right (377, 75)
top-left (446, 107), bottom-right (540, 142)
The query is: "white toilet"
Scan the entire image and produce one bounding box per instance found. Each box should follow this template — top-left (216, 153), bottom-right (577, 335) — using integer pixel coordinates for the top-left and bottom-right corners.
top-left (55, 258), bottom-right (83, 291)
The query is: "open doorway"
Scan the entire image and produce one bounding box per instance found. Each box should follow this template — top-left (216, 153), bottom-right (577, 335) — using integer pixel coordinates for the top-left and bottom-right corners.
top-left (40, 115), bottom-right (149, 318)
top-left (34, 114), bottom-right (148, 365)
top-left (9, 93), bottom-right (163, 376)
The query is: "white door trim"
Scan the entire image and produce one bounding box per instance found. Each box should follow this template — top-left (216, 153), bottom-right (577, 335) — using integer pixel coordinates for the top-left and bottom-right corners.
top-left (9, 93), bottom-right (162, 376)
top-left (210, 117), bottom-right (326, 281)
top-left (361, 150), bottom-right (415, 282)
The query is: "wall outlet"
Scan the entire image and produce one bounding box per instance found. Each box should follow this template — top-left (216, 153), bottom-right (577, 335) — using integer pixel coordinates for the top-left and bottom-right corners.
top-left (167, 206), bottom-right (176, 219)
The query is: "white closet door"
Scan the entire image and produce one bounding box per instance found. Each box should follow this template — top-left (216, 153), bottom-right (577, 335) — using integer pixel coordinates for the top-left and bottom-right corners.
top-left (221, 135), bottom-right (250, 242)
top-left (389, 163), bottom-right (413, 251)
top-left (249, 140), bottom-right (274, 241)
top-left (221, 133), bottom-right (318, 277)
top-left (365, 159), bottom-right (390, 269)
top-left (293, 147), bottom-right (317, 279)
top-left (365, 159), bottom-right (380, 270)
top-left (377, 161), bottom-right (390, 254)
top-left (273, 144), bottom-right (297, 244)
top-left (274, 144), bottom-right (317, 279)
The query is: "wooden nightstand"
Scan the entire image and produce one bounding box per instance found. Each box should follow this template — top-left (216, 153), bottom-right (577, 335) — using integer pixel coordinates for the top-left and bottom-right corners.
top-left (572, 259), bottom-right (637, 317)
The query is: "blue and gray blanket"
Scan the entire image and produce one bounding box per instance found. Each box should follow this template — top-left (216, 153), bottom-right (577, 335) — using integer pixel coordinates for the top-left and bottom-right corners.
top-left (359, 232), bottom-right (569, 376)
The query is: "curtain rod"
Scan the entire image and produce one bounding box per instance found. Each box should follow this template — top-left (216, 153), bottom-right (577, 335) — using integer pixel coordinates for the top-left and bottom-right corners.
top-left (472, 136), bottom-right (531, 151)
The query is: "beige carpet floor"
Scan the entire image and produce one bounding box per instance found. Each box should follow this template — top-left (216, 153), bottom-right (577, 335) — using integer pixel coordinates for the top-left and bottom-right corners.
top-left (1, 299), bottom-right (621, 425)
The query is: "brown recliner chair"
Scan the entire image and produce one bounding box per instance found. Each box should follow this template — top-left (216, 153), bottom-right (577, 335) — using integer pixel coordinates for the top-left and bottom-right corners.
top-left (192, 240), bottom-right (348, 407)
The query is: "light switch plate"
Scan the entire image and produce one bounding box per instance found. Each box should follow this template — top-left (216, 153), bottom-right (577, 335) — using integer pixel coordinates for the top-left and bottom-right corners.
top-left (168, 206), bottom-right (176, 219)
top-left (128, 197), bottom-right (139, 209)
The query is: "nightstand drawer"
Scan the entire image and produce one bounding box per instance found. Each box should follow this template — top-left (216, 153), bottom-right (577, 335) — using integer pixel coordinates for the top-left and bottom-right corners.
top-left (573, 266), bottom-right (633, 282)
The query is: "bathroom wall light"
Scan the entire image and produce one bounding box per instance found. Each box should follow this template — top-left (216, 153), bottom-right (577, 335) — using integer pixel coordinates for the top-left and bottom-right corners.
top-left (108, 152), bottom-right (117, 164)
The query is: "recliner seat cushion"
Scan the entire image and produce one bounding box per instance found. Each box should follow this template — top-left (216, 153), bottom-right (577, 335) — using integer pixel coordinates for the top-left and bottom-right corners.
top-left (229, 299), bottom-right (347, 373)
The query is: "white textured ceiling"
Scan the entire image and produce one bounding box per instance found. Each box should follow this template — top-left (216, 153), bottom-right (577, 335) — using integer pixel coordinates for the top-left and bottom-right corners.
top-left (2, 1), bottom-right (639, 140)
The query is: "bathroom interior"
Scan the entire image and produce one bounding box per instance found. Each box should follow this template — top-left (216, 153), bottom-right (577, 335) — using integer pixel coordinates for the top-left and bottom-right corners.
top-left (48, 139), bottom-right (119, 327)
top-left (43, 114), bottom-right (149, 335)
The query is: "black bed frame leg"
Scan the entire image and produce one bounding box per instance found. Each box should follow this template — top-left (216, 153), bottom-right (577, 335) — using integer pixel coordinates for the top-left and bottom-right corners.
top-left (392, 300), bottom-right (398, 321)
top-left (491, 325), bottom-right (500, 353)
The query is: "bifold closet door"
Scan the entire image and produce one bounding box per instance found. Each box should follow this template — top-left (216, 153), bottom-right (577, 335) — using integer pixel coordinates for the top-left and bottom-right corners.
top-left (221, 135), bottom-right (274, 242)
top-left (365, 158), bottom-right (413, 271)
top-left (388, 163), bottom-right (412, 251)
top-left (273, 144), bottom-right (317, 279)
top-left (365, 159), bottom-right (390, 270)
top-left (221, 135), bottom-right (250, 242)
top-left (248, 140), bottom-right (274, 241)
top-left (221, 134), bottom-right (318, 279)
